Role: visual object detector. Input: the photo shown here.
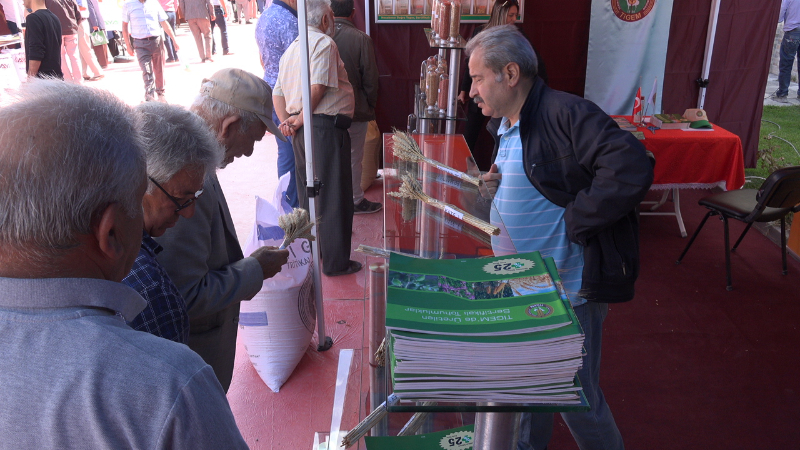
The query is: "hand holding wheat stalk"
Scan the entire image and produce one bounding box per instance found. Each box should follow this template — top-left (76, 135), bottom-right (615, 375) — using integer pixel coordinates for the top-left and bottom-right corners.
top-left (392, 129), bottom-right (481, 186)
top-left (388, 174), bottom-right (501, 236)
top-left (278, 208), bottom-right (315, 249)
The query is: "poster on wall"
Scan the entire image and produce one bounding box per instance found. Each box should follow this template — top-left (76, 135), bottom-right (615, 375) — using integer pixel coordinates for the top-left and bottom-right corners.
top-left (584, 0), bottom-right (675, 115)
top-left (375, 0), bottom-right (524, 23)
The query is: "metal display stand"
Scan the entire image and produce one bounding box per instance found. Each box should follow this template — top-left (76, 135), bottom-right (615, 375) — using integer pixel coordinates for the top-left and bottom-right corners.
top-left (369, 133), bottom-right (589, 450)
top-left (414, 30), bottom-right (465, 135)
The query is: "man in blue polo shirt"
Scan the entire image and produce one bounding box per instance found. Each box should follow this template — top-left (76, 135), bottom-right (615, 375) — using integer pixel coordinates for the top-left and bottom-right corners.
top-left (468, 25), bottom-right (653, 450)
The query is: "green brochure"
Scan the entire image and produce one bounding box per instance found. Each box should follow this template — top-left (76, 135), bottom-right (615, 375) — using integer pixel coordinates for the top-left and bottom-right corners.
top-left (365, 425), bottom-right (474, 450)
top-left (386, 252), bottom-right (572, 336)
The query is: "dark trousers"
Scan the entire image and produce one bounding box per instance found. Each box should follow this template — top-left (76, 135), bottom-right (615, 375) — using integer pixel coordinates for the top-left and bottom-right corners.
top-left (163, 11), bottom-right (178, 60)
top-left (293, 116), bottom-right (354, 274)
top-left (133, 36), bottom-right (165, 100)
top-left (210, 6), bottom-right (229, 54)
top-left (777, 28), bottom-right (800, 97)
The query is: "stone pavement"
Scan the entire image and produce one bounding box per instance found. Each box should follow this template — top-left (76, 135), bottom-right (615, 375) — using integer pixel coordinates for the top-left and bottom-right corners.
top-left (764, 72), bottom-right (800, 106)
top-left (87, 18), bottom-right (284, 244)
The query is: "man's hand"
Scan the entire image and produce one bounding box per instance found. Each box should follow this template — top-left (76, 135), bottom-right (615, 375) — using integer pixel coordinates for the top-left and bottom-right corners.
top-left (251, 246), bottom-right (290, 279)
top-left (457, 91), bottom-right (467, 104)
top-left (481, 164), bottom-right (502, 198)
top-left (279, 114), bottom-right (302, 137)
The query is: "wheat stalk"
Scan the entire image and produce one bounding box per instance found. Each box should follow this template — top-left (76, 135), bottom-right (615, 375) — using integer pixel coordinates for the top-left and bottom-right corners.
top-left (341, 394), bottom-right (400, 448)
top-left (388, 174), bottom-right (501, 236)
top-left (278, 208), bottom-right (315, 249)
top-left (391, 129), bottom-right (481, 186)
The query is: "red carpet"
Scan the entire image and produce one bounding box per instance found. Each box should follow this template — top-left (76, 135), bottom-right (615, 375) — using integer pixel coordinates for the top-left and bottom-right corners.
top-left (548, 188), bottom-right (800, 449)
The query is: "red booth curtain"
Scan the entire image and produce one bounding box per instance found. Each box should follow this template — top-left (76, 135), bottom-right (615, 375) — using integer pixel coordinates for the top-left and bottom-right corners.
top-left (351, 0), bottom-right (781, 168)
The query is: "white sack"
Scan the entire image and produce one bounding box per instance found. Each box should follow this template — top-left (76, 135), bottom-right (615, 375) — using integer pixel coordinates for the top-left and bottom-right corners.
top-left (239, 173), bottom-right (316, 392)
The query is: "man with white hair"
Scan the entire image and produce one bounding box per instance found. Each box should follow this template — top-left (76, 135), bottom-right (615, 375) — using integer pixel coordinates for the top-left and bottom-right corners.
top-left (155, 68), bottom-right (290, 392)
top-left (0, 80), bottom-right (248, 448)
top-left (123, 103), bottom-right (222, 343)
top-left (466, 25), bottom-right (653, 450)
top-left (273, 0), bottom-right (360, 276)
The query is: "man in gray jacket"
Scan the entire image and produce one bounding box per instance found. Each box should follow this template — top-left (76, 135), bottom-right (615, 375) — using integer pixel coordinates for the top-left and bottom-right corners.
top-left (155, 68), bottom-right (289, 392)
top-left (331, 0), bottom-right (381, 214)
top-left (0, 79), bottom-right (248, 449)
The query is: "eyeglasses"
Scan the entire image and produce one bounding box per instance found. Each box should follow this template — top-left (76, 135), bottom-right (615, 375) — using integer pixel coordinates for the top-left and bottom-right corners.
top-left (149, 177), bottom-right (204, 213)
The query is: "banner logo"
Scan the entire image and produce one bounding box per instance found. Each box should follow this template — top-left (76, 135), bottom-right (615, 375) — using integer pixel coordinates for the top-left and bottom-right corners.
top-left (439, 430), bottom-right (474, 449)
top-left (482, 258), bottom-right (535, 275)
top-left (526, 304), bottom-right (554, 318)
top-left (612, 0), bottom-right (655, 22)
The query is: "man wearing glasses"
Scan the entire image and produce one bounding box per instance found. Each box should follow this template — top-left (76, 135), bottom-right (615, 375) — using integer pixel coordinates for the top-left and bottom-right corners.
top-left (123, 102), bottom-right (222, 343)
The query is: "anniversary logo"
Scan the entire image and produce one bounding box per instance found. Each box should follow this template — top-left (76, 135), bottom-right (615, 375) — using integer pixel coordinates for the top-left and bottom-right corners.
top-left (611, 0), bottom-right (655, 22)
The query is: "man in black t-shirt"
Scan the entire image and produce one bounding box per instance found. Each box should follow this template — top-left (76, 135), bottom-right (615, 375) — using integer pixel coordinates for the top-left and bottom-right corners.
top-left (24, 0), bottom-right (63, 79)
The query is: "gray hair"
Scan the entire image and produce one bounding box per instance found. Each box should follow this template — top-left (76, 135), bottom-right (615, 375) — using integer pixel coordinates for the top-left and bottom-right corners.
top-left (135, 102), bottom-right (223, 193)
top-left (0, 79), bottom-right (145, 253)
top-left (466, 25), bottom-right (538, 81)
top-left (190, 80), bottom-right (260, 135)
top-left (306, 0), bottom-right (331, 28)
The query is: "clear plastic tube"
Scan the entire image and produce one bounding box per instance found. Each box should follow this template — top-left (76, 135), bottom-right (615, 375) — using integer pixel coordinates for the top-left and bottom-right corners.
top-left (440, 1), bottom-right (451, 41)
top-left (449, 0), bottom-right (461, 41)
top-left (438, 74), bottom-right (449, 115)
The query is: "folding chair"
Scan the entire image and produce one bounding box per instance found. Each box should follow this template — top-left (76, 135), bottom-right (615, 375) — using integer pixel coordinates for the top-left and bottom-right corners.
top-left (676, 166), bottom-right (800, 290)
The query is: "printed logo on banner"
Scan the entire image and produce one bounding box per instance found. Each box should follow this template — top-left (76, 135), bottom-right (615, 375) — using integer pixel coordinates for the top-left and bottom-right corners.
top-left (439, 430), bottom-right (474, 449)
top-left (482, 258), bottom-right (535, 275)
top-left (526, 304), bottom-right (554, 318)
top-left (612, 0), bottom-right (656, 22)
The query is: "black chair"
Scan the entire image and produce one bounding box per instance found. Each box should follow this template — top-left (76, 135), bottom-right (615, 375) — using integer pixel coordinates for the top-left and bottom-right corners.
top-left (677, 166), bottom-right (800, 290)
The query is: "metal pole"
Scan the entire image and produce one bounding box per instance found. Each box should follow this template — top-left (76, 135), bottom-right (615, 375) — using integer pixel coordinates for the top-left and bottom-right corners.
top-left (473, 405), bottom-right (520, 450)
top-left (364, 0), bottom-right (370, 35)
top-left (298, 0), bottom-right (332, 351)
top-left (697, 0), bottom-right (721, 109)
top-left (445, 48), bottom-right (461, 134)
top-left (368, 263), bottom-right (388, 435)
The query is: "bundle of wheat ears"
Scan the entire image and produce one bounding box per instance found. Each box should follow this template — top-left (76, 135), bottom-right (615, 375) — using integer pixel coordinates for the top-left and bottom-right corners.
top-left (278, 208), bottom-right (315, 249)
top-left (341, 394), bottom-right (400, 448)
top-left (391, 129), bottom-right (481, 186)
top-left (388, 174), bottom-right (501, 236)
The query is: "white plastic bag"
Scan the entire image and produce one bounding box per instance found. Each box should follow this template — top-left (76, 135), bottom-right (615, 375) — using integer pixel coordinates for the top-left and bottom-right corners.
top-left (239, 174), bottom-right (316, 392)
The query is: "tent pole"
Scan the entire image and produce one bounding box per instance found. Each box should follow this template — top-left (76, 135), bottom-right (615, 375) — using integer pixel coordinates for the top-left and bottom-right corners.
top-left (698, 0), bottom-right (721, 109)
top-left (365, 0), bottom-right (370, 35)
top-left (298, 0), bottom-right (333, 351)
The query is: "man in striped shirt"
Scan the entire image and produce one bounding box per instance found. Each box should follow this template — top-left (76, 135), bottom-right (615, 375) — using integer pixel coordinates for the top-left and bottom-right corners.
top-left (272, 0), bottom-right (360, 277)
top-left (467, 25), bottom-right (653, 450)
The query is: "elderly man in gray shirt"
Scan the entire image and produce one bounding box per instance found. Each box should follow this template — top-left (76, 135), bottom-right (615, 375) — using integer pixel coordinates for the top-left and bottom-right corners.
top-left (0, 80), bottom-right (248, 449)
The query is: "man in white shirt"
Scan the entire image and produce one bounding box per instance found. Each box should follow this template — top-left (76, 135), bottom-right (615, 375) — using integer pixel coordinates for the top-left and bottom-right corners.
top-left (122, 0), bottom-right (180, 102)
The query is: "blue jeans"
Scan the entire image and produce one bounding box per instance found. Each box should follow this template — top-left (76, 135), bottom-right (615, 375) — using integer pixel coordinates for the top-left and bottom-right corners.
top-left (163, 11), bottom-right (178, 61)
top-left (273, 109), bottom-right (298, 208)
top-left (518, 302), bottom-right (624, 450)
top-left (210, 6), bottom-right (229, 54)
top-left (777, 28), bottom-right (800, 97)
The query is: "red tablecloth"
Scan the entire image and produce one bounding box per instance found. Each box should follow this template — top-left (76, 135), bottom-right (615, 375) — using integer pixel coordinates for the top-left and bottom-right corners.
top-left (618, 117), bottom-right (746, 191)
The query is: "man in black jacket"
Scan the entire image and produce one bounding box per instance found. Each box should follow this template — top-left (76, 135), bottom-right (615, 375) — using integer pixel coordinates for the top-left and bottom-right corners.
top-left (467, 25), bottom-right (653, 450)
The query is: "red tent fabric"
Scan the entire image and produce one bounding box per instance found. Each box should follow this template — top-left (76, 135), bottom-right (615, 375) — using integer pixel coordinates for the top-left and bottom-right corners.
top-left (351, 0), bottom-right (781, 168)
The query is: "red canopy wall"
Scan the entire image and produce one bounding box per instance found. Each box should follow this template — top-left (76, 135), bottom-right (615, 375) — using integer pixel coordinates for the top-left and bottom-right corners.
top-left (350, 0), bottom-right (781, 167)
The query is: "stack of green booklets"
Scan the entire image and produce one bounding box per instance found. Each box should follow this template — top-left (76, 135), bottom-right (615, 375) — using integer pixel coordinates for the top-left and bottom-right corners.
top-left (387, 251), bottom-right (585, 403)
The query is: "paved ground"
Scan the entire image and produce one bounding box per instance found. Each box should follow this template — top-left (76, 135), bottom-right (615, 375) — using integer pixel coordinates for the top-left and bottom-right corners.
top-left (763, 72), bottom-right (800, 106)
top-left (91, 19), bottom-right (284, 244)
